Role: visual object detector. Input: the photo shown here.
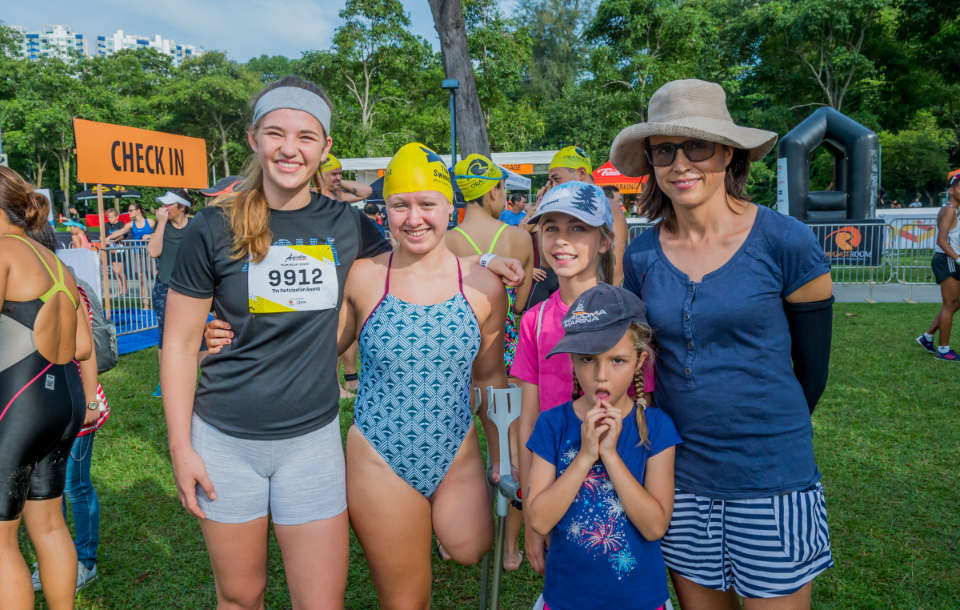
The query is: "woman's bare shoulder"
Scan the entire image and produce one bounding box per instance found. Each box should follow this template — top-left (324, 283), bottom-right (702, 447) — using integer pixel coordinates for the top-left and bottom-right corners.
top-left (346, 252), bottom-right (389, 293)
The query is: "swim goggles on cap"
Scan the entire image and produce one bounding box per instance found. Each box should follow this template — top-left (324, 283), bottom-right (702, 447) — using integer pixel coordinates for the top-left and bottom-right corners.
top-left (454, 154), bottom-right (505, 201)
top-left (321, 154), bottom-right (341, 173)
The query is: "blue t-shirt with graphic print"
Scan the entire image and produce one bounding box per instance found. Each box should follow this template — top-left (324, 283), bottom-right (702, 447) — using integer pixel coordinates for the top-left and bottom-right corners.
top-left (527, 401), bottom-right (681, 610)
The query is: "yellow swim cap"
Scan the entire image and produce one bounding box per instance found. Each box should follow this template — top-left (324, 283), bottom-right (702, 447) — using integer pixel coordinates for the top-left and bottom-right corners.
top-left (320, 154), bottom-right (341, 173)
top-left (549, 146), bottom-right (592, 173)
top-left (383, 143), bottom-right (453, 202)
top-left (454, 153), bottom-right (505, 202)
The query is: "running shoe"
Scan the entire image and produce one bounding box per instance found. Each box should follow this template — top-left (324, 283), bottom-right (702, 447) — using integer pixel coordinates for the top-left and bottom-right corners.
top-left (916, 334), bottom-right (936, 353)
top-left (76, 563), bottom-right (98, 591)
top-left (32, 562), bottom-right (98, 592)
top-left (935, 349), bottom-right (960, 361)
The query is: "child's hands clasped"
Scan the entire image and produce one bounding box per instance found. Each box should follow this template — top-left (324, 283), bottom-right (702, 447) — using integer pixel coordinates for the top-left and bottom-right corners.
top-left (578, 401), bottom-right (611, 462)
top-left (597, 404), bottom-right (623, 459)
top-left (579, 401), bottom-right (625, 464)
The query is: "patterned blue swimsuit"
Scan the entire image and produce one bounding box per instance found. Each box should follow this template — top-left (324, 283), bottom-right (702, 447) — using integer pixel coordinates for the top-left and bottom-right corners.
top-left (355, 254), bottom-right (481, 497)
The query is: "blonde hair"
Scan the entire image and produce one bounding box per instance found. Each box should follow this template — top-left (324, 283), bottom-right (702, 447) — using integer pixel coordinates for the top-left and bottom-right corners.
top-left (571, 321), bottom-right (655, 447)
top-left (215, 76), bottom-right (333, 263)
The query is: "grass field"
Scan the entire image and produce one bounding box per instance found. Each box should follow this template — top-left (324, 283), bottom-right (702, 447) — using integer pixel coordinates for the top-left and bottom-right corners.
top-left (19, 303), bottom-right (960, 609)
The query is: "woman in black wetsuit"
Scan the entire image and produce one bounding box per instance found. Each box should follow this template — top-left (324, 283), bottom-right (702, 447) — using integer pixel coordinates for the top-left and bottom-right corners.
top-left (0, 166), bottom-right (93, 609)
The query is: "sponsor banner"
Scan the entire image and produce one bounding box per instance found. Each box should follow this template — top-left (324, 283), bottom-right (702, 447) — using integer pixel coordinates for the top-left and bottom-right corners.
top-left (876, 209), bottom-right (939, 251)
top-left (74, 118), bottom-right (208, 188)
top-left (806, 219), bottom-right (885, 266)
top-left (501, 163), bottom-right (534, 175)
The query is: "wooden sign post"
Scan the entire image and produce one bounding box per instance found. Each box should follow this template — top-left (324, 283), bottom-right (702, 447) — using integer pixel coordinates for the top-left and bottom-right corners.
top-left (73, 118), bottom-right (207, 320)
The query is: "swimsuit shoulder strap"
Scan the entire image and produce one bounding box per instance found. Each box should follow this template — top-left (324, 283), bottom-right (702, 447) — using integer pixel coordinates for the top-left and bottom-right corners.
top-left (487, 223), bottom-right (508, 254)
top-left (384, 252), bottom-right (393, 296)
top-left (3, 234), bottom-right (77, 308)
top-left (452, 226), bottom-right (483, 256)
top-left (457, 257), bottom-right (465, 296)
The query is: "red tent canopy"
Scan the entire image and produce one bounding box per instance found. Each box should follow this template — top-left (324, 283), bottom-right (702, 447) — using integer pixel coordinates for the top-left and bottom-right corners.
top-left (592, 161), bottom-right (647, 194)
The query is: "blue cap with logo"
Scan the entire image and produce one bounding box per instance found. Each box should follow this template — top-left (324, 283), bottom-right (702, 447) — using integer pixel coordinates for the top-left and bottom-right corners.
top-left (525, 181), bottom-right (613, 230)
top-left (548, 283), bottom-right (649, 358)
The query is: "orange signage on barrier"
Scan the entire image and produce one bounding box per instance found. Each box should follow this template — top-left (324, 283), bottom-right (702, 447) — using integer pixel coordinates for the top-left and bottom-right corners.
top-left (501, 163), bottom-right (534, 175)
top-left (74, 118), bottom-right (208, 188)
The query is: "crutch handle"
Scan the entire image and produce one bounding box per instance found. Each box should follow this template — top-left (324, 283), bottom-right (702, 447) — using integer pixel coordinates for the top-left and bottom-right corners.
top-left (485, 385), bottom-right (522, 484)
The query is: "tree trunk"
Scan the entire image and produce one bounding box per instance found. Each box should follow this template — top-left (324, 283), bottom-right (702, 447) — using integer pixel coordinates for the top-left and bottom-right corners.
top-left (32, 156), bottom-right (46, 188)
top-left (57, 151), bottom-right (71, 216)
top-left (215, 116), bottom-right (231, 176)
top-left (429, 0), bottom-right (491, 158)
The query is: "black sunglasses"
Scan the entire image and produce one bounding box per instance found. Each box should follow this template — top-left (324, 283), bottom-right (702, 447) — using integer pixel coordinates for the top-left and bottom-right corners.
top-left (646, 139), bottom-right (717, 167)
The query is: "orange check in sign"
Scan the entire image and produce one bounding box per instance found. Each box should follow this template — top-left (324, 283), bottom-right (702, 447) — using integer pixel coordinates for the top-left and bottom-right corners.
top-left (74, 118), bottom-right (208, 188)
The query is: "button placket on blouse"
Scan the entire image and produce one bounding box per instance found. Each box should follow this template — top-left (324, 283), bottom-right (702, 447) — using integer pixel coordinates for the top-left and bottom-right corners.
top-left (683, 283), bottom-right (696, 386)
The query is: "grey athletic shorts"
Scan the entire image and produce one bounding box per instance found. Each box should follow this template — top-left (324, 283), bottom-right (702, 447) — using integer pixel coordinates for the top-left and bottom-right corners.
top-left (191, 414), bottom-right (346, 525)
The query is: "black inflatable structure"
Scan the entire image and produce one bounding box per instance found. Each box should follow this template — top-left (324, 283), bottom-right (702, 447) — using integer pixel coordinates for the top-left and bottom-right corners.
top-left (777, 107), bottom-right (879, 222)
top-left (777, 108), bottom-right (884, 266)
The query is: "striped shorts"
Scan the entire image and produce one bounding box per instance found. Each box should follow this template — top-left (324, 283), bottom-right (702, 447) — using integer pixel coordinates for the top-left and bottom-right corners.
top-left (661, 482), bottom-right (833, 598)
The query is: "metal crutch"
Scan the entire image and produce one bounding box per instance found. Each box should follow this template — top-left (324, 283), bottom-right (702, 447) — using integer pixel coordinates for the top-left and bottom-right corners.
top-left (479, 385), bottom-right (522, 610)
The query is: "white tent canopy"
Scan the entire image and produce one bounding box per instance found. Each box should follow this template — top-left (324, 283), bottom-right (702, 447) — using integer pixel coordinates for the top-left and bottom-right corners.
top-left (501, 167), bottom-right (531, 191)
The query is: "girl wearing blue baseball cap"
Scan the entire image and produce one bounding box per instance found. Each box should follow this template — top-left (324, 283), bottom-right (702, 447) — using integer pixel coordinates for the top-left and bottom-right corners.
top-left (513, 182), bottom-right (656, 576)
top-left (525, 283), bottom-right (679, 610)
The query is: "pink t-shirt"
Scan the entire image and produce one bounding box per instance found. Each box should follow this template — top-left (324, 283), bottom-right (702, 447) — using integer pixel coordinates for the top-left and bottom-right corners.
top-left (510, 290), bottom-right (655, 412)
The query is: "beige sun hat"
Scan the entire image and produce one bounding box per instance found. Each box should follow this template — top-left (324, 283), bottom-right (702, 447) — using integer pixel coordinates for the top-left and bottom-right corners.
top-left (609, 79), bottom-right (778, 177)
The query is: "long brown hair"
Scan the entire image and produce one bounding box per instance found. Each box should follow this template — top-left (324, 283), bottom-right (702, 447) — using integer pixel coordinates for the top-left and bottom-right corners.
top-left (215, 76), bottom-right (334, 262)
top-left (638, 145), bottom-right (751, 231)
top-left (0, 166), bottom-right (49, 233)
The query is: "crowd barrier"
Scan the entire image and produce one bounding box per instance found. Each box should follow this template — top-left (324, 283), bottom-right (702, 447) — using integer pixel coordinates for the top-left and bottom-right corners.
top-left (626, 216), bottom-right (939, 290)
top-left (98, 239), bottom-right (158, 337)
top-left (81, 217), bottom-right (939, 336)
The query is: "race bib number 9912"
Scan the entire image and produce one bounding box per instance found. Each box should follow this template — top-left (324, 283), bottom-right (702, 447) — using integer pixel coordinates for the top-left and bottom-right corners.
top-left (248, 245), bottom-right (337, 313)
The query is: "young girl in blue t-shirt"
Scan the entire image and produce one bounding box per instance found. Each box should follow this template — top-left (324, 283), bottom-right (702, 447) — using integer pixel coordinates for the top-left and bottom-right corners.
top-left (525, 283), bottom-right (680, 610)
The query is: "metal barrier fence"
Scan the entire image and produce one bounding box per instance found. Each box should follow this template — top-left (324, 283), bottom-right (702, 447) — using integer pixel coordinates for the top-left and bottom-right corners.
top-left (626, 216), bottom-right (939, 287)
top-left (99, 240), bottom-right (158, 335)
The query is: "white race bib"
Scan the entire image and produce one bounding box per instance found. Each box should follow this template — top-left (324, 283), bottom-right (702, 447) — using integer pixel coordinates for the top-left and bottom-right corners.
top-left (248, 245), bottom-right (337, 313)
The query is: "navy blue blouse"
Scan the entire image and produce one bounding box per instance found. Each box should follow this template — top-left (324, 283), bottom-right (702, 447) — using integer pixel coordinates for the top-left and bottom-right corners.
top-left (623, 205), bottom-right (830, 498)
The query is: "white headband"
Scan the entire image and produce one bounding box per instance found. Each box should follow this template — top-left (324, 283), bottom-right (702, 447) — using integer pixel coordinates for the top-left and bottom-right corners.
top-left (252, 86), bottom-right (331, 135)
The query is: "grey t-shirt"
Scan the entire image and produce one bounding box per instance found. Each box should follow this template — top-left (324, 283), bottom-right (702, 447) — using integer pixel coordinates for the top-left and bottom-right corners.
top-left (168, 193), bottom-right (390, 440)
top-left (156, 219), bottom-right (189, 284)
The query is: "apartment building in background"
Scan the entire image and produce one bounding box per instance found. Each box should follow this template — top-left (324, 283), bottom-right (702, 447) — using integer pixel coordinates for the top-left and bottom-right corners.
top-left (11, 24), bottom-right (204, 65)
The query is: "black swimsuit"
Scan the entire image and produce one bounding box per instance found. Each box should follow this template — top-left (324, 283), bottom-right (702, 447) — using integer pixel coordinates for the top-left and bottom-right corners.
top-left (0, 235), bottom-right (85, 520)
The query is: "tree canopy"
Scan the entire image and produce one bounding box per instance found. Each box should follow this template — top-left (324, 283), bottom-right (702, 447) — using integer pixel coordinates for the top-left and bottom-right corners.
top-left (0, 0), bottom-right (957, 208)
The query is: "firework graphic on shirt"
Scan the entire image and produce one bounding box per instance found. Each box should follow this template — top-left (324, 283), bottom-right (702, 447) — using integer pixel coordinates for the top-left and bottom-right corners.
top-left (557, 442), bottom-right (639, 580)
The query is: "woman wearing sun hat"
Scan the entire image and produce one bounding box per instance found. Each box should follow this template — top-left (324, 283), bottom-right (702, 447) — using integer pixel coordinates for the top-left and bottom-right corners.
top-left (613, 79), bottom-right (835, 608)
top-left (340, 142), bottom-right (507, 606)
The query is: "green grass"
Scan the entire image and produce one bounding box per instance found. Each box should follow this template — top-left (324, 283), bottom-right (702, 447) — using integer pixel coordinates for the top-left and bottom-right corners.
top-left (20, 303), bottom-right (960, 608)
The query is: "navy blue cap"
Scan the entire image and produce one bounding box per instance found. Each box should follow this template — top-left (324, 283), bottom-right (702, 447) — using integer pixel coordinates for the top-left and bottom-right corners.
top-left (548, 283), bottom-right (649, 358)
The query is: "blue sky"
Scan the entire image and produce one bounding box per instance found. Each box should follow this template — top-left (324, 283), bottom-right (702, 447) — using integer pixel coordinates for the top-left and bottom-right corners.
top-left (4, 1), bottom-right (512, 62)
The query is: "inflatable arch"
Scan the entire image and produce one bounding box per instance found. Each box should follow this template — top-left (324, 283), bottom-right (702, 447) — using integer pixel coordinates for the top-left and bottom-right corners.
top-left (777, 107), bottom-right (879, 221)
